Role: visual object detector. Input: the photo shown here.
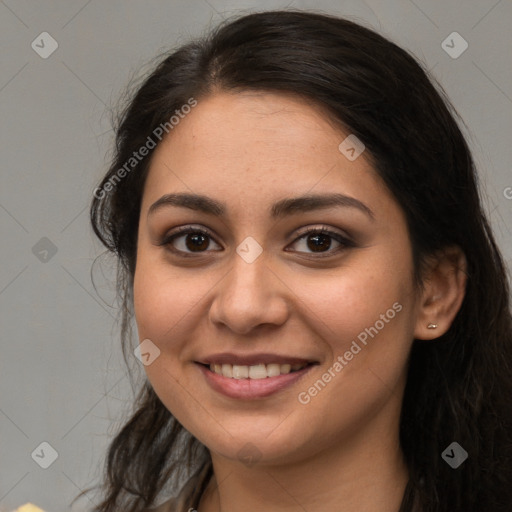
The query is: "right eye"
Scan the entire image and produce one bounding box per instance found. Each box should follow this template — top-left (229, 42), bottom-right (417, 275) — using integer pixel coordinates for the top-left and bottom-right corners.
top-left (159, 225), bottom-right (223, 257)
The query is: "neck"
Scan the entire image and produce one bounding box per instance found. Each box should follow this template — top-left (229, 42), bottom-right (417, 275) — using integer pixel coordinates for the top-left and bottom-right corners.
top-left (198, 411), bottom-right (409, 512)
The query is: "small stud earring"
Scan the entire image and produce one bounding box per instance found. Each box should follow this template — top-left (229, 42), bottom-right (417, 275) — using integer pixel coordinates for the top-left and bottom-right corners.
top-left (427, 323), bottom-right (438, 329)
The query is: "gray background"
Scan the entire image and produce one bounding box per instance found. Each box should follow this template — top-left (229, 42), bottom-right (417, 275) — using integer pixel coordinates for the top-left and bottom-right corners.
top-left (1, 0), bottom-right (511, 510)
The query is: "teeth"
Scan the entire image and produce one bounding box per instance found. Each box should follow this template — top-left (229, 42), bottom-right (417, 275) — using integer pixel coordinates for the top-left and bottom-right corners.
top-left (208, 362), bottom-right (307, 379)
top-left (267, 363), bottom-right (281, 377)
top-left (249, 364), bottom-right (267, 379)
top-left (221, 364), bottom-right (232, 377)
top-left (281, 363), bottom-right (291, 374)
top-left (233, 365), bottom-right (249, 379)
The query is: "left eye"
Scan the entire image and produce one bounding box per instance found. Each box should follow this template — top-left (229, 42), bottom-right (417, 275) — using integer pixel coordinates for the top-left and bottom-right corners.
top-left (160, 226), bottom-right (352, 257)
top-left (287, 228), bottom-right (352, 256)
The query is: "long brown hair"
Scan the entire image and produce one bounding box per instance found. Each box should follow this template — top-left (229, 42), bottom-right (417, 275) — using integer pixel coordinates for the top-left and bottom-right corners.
top-left (79, 10), bottom-right (512, 511)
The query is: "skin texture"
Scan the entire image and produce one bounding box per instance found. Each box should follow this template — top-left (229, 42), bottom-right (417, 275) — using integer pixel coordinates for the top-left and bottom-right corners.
top-left (133, 91), bottom-right (467, 511)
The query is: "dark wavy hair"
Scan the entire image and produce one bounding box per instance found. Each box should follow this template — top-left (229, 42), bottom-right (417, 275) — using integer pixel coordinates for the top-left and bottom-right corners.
top-left (78, 9), bottom-right (512, 512)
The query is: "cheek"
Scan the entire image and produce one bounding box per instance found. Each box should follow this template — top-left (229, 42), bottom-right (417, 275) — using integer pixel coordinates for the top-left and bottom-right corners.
top-left (290, 267), bottom-right (415, 437)
top-left (133, 249), bottom-right (203, 341)
top-left (132, 252), bottom-right (204, 419)
top-left (304, 263), bottom-right (410, 334)
top-left (294, 253), bottom-right (416, 383)
top-left (133, 259), bottom-right (167, 341)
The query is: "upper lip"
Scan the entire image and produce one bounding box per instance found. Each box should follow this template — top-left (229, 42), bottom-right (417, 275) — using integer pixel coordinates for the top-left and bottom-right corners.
top-left (196, 353), bottom-right (318, 366)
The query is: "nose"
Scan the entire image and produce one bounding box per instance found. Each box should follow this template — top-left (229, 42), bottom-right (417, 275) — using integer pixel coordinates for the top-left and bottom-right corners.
top-left (208, 250), bottom-right (290, 335)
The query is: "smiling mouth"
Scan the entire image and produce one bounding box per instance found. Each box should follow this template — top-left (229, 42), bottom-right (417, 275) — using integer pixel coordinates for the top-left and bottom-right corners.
top-left (197, 362), bottom-right (317, 379)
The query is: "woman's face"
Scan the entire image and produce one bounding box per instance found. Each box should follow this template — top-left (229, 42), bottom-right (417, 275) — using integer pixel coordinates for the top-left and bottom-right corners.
top-left (133, 90), bottom-right (421, 465)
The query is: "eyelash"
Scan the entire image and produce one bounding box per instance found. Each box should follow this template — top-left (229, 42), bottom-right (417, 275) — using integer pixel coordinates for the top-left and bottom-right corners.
top-left (158, 225), bottom-right (354, 259)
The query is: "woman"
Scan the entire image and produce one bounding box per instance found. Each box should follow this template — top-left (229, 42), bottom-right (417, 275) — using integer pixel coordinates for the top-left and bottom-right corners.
top-left (80, 9), bottom-right (512, 512)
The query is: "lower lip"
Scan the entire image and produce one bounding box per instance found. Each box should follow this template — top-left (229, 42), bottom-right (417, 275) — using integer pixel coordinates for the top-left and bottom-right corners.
top-left (196, 363), bottom-right (316, 399)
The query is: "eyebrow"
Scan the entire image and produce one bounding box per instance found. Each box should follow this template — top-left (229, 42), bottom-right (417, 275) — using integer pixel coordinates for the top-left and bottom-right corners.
top-left (147, 192), bottom-right (375, 221)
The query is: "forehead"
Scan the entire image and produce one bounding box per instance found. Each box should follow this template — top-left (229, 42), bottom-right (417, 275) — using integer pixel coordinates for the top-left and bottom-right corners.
top-left (142, 90), bottom-right (393, 219)
top-left (163, 90), bottom-right (348, 160)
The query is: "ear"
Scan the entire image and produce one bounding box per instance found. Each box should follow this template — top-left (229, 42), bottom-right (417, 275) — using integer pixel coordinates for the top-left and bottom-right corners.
top-left (414, 246), bottom-right (467, 340)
